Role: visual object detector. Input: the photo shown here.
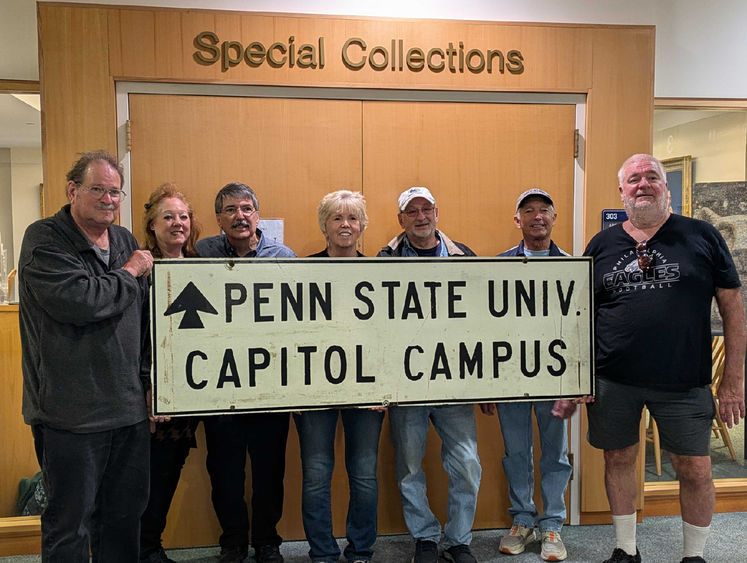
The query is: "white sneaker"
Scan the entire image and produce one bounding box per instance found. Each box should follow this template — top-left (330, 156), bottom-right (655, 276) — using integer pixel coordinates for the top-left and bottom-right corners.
top-left (499, 524), bottom-right (536, 555)
top-left (540, 531), bottom-right (567, 561)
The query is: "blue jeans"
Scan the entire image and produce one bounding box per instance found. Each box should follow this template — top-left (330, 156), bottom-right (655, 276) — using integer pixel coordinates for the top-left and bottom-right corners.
top-left (32, 421), bottom-right (150, 562)
top-left (389, 404), bottom-right (481, 548)
top-left (496, 401), bottom-right (572, 532)
top-left (294, 408), bottom-right (385, 562)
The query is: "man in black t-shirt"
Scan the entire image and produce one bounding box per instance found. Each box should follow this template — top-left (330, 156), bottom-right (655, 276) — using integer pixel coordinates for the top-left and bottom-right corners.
top-left (582, 154), bottom-right (746, 563)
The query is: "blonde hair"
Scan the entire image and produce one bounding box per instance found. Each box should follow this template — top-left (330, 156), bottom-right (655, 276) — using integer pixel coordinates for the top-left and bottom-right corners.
top-left (317, 190), bottom-right (368, 235)
top-left (142, 183), bottom-right (201, 257)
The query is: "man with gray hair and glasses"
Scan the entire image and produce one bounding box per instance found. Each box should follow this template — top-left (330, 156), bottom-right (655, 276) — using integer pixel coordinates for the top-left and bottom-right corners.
top-left (19, 150), bottom-right (153, 561)
top-left (576, 154), bottom-right (746, 563)
top-left (196, 182), bottom-right (295, 563)
top-left (378, 186), bottom-right (482, 563)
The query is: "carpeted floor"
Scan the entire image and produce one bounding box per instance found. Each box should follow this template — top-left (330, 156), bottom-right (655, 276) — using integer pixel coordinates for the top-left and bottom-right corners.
top-left (2, 512), bottom-right (744, 562)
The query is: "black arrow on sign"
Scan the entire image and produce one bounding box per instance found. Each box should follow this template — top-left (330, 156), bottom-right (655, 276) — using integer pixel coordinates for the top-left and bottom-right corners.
top-left (163, 281), bottom-right (218, 329)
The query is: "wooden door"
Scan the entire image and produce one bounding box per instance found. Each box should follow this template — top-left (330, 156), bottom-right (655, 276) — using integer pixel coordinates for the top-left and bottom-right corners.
top-left (127, 93), bottom-right (577, 546)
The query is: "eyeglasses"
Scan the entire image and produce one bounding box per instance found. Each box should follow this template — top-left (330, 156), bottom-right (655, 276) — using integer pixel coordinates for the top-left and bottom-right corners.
top-left (221, 205), bottom-right (257, 217)
top-left (401, 206), bottom-right (435, 218)
top-left (636, 240), bottom-right (653, 271)
top-left (80, 184), bottom-right (127, 200)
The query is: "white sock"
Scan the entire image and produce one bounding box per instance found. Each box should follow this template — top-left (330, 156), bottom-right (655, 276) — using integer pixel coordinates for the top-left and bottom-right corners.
top-left (612, 513), bottom-right (637, 556)
top-left (682, 521), bottom-right (710, 558)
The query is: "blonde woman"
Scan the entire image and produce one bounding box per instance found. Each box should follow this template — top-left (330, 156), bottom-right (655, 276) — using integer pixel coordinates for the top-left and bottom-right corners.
top-left (296, 190), bottom-right (384, 563)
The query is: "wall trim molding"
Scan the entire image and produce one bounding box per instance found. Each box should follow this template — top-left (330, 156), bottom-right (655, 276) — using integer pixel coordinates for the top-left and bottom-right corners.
top-left (0, 516), bottom-right (40, 557)
top-left (643, 479), bottom-right (747, 517)
top-left (0, 80), bottom-right (40, 94)
top-left (655, 97), bottom-right (747, 110)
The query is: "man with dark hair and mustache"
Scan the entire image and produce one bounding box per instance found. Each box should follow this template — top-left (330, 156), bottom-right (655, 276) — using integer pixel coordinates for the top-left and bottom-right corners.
top-left (18, 150), bottom-right (153, 561)
top-left (577, 154), bottom-right (746, 563)
top-left (195, 182), bottom-right (295, 563)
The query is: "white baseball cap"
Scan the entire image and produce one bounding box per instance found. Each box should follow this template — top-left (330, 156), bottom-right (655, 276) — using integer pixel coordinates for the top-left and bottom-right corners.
top-left (398, 186), bottom-right (436, 212)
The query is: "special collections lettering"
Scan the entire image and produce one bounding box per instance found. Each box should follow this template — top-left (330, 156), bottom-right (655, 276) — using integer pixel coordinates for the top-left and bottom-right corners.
top-left (193, 32), bottom-right (525, 75)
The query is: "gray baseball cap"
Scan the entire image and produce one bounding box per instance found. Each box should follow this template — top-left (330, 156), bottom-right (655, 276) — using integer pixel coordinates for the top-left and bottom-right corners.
top-left (516, 188), bottom-right (553, 211)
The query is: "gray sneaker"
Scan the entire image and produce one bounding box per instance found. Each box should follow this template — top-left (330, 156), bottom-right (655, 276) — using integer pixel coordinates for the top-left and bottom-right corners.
top-left (499, 524), bottom-right (536, 555)
top-left (540, 531), bottom-right (567, 561)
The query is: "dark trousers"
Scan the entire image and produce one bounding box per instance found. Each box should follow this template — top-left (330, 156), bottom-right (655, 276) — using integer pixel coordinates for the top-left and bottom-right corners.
top-left (32, 421), bottom-right (150, 563)
top-left (204, 412), bottom-right (290, 549)
top-left (139, 436), bottom-right (193, 558)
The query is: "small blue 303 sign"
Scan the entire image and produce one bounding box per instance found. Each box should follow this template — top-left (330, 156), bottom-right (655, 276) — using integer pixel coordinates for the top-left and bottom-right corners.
top-left (601, 209), bottom-right (628, 230)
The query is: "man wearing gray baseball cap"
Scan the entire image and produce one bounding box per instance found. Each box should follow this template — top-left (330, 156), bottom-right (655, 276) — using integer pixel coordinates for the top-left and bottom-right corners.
top-left (481, 187), bottom-right (572, 562)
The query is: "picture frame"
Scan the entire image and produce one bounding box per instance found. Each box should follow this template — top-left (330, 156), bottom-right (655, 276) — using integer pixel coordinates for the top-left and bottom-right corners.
top-left (662, 155), bottom-right (692, 216)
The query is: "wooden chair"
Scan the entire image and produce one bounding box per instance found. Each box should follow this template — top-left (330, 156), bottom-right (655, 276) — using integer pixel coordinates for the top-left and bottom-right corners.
top-left (645, 409), bottom-right (662, 476)
top-left (710, 336), bottom-right (737, 461)
top-left (7, 268), bottom-right (16, 298)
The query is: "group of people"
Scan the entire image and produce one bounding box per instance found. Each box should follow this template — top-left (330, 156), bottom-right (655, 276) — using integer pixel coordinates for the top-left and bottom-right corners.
top-left (17, 150), bottom-right (745, 563)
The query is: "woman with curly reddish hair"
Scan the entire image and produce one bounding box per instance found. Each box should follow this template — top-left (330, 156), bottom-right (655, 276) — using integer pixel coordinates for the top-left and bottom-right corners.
top-left (142, 183), bottom-right (200, 259)
top-left (140, 183), bottom-right (201, 563)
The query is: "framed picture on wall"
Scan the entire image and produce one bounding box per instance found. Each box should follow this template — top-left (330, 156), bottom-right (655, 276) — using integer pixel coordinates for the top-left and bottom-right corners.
top-left (662, 155), bottom-right (692, 216)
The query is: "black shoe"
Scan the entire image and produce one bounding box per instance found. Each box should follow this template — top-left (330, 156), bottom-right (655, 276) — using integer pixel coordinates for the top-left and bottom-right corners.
top-left (603, 548), bottom-right (641, 563)
top-left (219, 545), bottom-right (249, 563)
top-left (412, 540), bottom-right (439, 563)
top-left (140, 548), bottom-right (176, 563)
top-left (681, 558), bottom-right (706, 563)
top-left (443, 544), bottom-right (477, 563)
top-left (256, 544), bottom-right (284, 563)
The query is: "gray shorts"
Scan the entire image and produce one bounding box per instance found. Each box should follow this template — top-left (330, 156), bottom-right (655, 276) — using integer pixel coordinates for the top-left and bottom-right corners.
top-left (587, 377), bottom-right (715, 456)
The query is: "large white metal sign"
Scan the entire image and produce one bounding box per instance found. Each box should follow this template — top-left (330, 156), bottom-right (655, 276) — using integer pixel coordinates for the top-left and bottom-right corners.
top-left (151, 257), bottom-right (594, 415)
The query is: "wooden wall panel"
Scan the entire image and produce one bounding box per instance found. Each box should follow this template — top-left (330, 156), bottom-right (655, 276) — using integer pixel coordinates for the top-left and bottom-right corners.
top-left (106, 7), bottom-right (593, 91)
top-left (38, 5), bottom-right (116, 214)
top-left (582, 27), bottom-right (655, 245)
top-left (577, 27), bottom-right (654, 516)
top-left (0, 306), bottom-right (39, 518)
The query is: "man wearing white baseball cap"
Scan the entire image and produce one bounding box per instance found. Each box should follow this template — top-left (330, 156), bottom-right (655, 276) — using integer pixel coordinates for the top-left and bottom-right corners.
top-left (378, 187), bottom-right (482, 563)
top-left (379, 187), bottom-right (473, 258)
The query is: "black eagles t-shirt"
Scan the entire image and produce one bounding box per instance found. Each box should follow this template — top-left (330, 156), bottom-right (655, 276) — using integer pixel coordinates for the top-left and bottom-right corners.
top-left (584, 213), bottom-right (740, 390)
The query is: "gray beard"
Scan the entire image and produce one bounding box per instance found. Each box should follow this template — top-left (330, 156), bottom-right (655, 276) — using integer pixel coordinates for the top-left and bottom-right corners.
top-left (623, 195), bottom-right (669, 228)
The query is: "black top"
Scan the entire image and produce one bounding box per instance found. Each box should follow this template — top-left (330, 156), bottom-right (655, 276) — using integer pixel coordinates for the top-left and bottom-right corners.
top-left (18, 204), bottom-right (150, 431)
top-left (584, 213), bottom-right (740, 390)
top-left (308, 249), bottom-right (365, 258)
